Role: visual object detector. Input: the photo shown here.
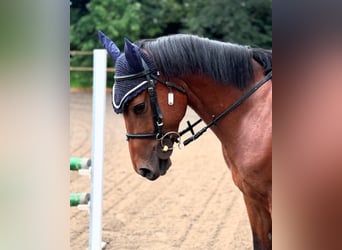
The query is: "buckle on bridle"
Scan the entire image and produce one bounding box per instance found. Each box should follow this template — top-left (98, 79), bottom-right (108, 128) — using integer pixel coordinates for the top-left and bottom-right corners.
top-left (158, 131), bottom-right (181, 152)
top-left (157, 121), bottom-right (163, 127)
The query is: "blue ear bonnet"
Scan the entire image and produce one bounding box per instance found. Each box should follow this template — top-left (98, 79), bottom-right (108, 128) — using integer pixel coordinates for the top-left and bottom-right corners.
top-left (97, 30), bottom-right (157, 114)
top-left (113, 52), bottom-right (157, 113)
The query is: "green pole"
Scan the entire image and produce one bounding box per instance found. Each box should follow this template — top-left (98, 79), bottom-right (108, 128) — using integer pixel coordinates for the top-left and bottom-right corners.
top-left (70, 157), bottom-right (91, 171)
top-left (70, 193), bottom-right (90, 207)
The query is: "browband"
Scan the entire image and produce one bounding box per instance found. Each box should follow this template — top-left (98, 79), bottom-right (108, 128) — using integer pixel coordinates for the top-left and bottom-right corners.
top-left (114, 69), bottom-right (153, 81)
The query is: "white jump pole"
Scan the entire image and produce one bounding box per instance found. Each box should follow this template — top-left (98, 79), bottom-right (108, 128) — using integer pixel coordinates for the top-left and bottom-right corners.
top-left (89, 49), bottom-right (107, 250)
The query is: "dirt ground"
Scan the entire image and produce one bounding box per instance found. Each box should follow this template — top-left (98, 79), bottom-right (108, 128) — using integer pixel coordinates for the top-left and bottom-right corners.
top-left (70, 90), bottom-right (252, 250)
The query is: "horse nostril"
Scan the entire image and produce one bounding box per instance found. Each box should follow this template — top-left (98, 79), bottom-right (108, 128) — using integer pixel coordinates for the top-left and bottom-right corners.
top-left (138, 168), bottom-right (152, 178)
top-left (138, 167), bottom-right (159, 181)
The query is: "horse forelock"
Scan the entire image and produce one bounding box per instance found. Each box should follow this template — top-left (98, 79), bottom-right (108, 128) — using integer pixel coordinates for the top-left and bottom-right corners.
top-left (112, 50), bottom-right (157, 114)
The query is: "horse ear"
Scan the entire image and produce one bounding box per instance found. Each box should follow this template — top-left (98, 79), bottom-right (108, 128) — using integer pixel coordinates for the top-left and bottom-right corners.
top-left (124, 38), bottom-right (143, 71)
top-left (98, 30), bottom-right (121, 63)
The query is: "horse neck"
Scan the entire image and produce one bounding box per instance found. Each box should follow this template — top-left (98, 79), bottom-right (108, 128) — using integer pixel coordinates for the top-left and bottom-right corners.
top-left (180, 71), bottom-right (272, 167)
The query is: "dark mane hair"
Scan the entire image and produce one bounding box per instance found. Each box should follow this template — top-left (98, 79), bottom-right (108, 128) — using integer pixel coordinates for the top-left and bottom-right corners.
top-left (137, 34), bottom-right (272, 90)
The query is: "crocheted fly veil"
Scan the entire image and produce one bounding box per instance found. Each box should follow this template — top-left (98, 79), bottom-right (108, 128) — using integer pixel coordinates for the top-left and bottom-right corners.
top-left (98, 31), bottom-right (157, 113)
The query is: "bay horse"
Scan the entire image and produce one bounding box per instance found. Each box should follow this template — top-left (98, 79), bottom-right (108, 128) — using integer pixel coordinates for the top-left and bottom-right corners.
top-left (99, 31), bottom-right (272, 250)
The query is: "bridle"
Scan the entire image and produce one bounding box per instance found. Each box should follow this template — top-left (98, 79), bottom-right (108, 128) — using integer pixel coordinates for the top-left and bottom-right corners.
top-left (115, 58), bottom-right (186, 154)
top-left (114, 56), bottom-right (272, 153)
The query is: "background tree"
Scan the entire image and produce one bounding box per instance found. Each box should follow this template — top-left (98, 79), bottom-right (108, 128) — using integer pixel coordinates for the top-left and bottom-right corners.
top-left (70, 0), bottom-right (186, 86)
top-left (70, 0), bottom-right (271, 87)
top-left (182, 0), bottom-right (272, 48)
top-left (70, 0), bottom-right (144, 86)
top-left (138, 0), bottom-right (185, 37)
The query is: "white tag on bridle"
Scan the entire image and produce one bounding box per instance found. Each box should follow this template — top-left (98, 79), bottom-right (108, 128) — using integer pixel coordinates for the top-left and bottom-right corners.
top-left (168, 91), bottom-right (174, 106)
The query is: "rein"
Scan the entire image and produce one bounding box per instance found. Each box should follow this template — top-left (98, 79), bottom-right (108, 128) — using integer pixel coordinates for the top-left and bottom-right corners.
top-left (181, 70), bottom-right (272, 145)
top-left (115, 56), bottom-right (272, 152)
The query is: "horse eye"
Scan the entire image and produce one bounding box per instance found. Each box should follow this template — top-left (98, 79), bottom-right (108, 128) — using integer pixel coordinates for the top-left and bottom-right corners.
top-left (133, 103), bottom-right (146, 115)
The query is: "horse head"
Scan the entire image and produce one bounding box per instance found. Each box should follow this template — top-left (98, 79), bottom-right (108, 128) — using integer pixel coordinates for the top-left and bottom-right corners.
top-left (99, 31), bottom-right (188, 180)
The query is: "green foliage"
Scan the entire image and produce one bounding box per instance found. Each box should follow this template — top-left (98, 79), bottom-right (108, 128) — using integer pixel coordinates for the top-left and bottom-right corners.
top-left (70, 0), bottom-right (272, 88)
top-left (182, 0), bottom-right (272, 48)
top-left (71, 0), bottom-right (142, 51)
top-left (138, 0), bottom-right (186, 37)
top-left (70, 70), bottom-right (93, 88)
top-left (71, 0), bottom-right (144, 87)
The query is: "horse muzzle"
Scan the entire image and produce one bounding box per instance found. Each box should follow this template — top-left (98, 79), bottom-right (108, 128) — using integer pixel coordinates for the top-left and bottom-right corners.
top-left (136, 134), bottom-right (177, 180)
top-left (138, 158), bottom-right (172, 181)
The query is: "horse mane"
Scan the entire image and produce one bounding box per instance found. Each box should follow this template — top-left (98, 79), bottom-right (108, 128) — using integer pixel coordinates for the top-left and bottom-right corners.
top-left (251, 48), bottom-right (272, 75)
top-left (136, 34), bottom-right (272, 90)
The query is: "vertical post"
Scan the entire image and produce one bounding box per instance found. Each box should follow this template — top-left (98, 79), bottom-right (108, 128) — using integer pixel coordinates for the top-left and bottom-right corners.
top-left (89, 49), bottom-right (107, 250)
